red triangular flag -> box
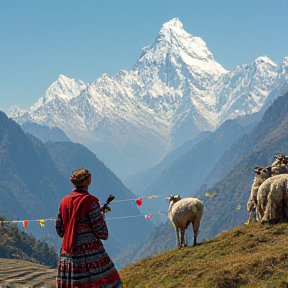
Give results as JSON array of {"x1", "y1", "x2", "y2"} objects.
[
  {"x1": 145, "y1": 214, "x2": 152, "y2": 221},
  {"x1": 135, "y1": 198, "x2": 142, "y2": 206}
]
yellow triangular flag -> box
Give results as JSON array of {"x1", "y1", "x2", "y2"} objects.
[
  {"x1": 146, "y1": 195, "x2": 159, "y2": 199},
  {"x1": 38, "y1": 219, "x2": 45, "y2": 227},
  {"x1": 205, "y1": 192, "x2": 217, "y2": 197}
]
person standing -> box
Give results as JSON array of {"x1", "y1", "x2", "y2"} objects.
[{"x1": 55, "y1": 168, "x2": 123, "y2": 288}]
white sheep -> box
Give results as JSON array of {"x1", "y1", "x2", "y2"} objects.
[
  {"x1": 246, "y1": 161, "x2": 288, "y2": 223},
  {"x1": 246, "y1": 166, "x2": 272, "y2": 222},
  {"x1": 167, "y1": 195, "x2": 203, "y2": 249},
  {"x1": 257, "y1": 174, "x2": 288, "y2": 223}
]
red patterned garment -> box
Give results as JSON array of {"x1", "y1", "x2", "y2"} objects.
[{"x1": 55, "y1": 189, "x2": 123, "y2": 288}]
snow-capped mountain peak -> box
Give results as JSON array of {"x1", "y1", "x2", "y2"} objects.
[
  {"x1": 253, "y1": 56, "x2": 277, "y2": 67},
  {"x1": 8, "y1": 18, "x2": 288, "y2": 179},
  {"x1": 158, "y1": 18, "x2": 215, "y2": 63},
  {"x1": 29, "y1": 74, "x2": 87, "y2": 112}
]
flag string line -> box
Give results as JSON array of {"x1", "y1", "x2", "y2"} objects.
[
  {"x1": 0, "y1": 195, "x2": 166, "y2": 224},
  {"x1": 0, "y1": 211, "x2": 168, "y2": 224},
  {"x1": 111, "y1": 195, "x2": 163, "y2": 203},
  {"x1": 106, "y1": 211, "x2": 167, "y2": 220}
]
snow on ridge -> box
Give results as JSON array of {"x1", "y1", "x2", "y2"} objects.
[
  {"x1": 162, "y1": 18, "x2": 184, "y2": 30},
  {"x1": 158, "y1": 18, "x2": 227, "y2": 74},
  {"x1": 43, "y1": 74, "x2": 87, "y2": 102},
  {"x1": 8, "y1": 106, "x2": 27, "y2": 118},
  {"x1": 8, "y1": 18, "x2": 288, "y2": 179},
  {"x1": 254, "y1": 56, "x2": 277, "y2": 67}
]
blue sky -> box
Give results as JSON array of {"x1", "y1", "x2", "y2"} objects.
[{"x1": 1, "y1": 0, "x2": 288, "y2": 112}]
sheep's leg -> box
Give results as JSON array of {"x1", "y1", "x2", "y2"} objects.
[
  {"x1": 176, "y1": 227, "x2": 181, "y2": 249},
  {"x1": 281, "y1": 199, "x2": 287, "y2": 220},
  {"x1": 270, "y1": 201, "x2": 280, "y2": 223},
  {"x1": 267, "y1": 195, "x2": 279, "y2": 223},
  {"x1": 261, "y1": 197, "x2": 272, "y2": 224},
  {"x1": 180, "y1": 229, "x2": 185, "y2": 249},
  {"x1": 192, "y1": 219, "x2": 200, "y2": 246},
  {"x1": 256, "y1": 202, "x2": 263, "y2": 221},
  {"x1": 248, "y1": 204, "x2": 257, "y2": 223},
  {"x1": 282, "y1": 194, "x2": 288, "y2": 221}
]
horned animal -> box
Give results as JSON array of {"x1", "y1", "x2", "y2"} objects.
[{"x1": 168, "y1": 195, "x2": 203, "y2": 249}]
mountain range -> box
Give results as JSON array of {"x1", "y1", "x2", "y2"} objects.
[
  {"x1": 2, "y1": 17, "x2": 288, "y2": 268},
  {"x1": 0, "y1": 110, "x2": 153, "y2": 268},
  {"x1": 8, "y1": 18, "x2": 288, "y2": 180}
]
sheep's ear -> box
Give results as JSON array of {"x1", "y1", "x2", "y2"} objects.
[{"x1": 253, "y1": 166, "x2": 263, "y2": 173}]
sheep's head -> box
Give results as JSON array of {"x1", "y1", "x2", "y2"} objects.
[
  {"x1": 253, "y1": 166, "x2": 272, "y2": 180},
  {"x1": 272, "y1": 155, "x2": 288, "y2": 166},
  {"x1": 167, "y1": 195, "x2": 181, "y2": 205}
]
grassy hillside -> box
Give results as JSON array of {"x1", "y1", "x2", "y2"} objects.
[{"x1": 119, "y1": 222, "x2": 288, "y2": 288}]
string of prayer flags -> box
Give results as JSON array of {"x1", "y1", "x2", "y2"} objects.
[
  {"x1": 38, "y1": 219, "x2": 45, "y2": 227},
  {"x1": 113, "y1": 195, "x2": 162, "y2": 203},
  {"x1": 0, "y1": 210, "x2": 169, "y2": 225},
  {"x1": 0, "y1": 195, "x2": 167, "y2": 226},
  {"x1": 205, "y1": 192, "x2": 217, "y2": 197},
  {"x1": 145, "y1": 214, "x2": 152, "y2": 221},
  {"x1": 135, "y1": 198, "x2": 143, "y2": 206},
  {"x1": 23, "y1": 220, "x2": 28, "y2": 229}
]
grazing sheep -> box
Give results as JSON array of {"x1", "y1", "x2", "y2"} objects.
[
  {"x1": 167, "y1": 195, "x2": 203, "y2": 249},
  {"x1": 257, "y1": 174, "x2": 288, "y2": 224}
]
